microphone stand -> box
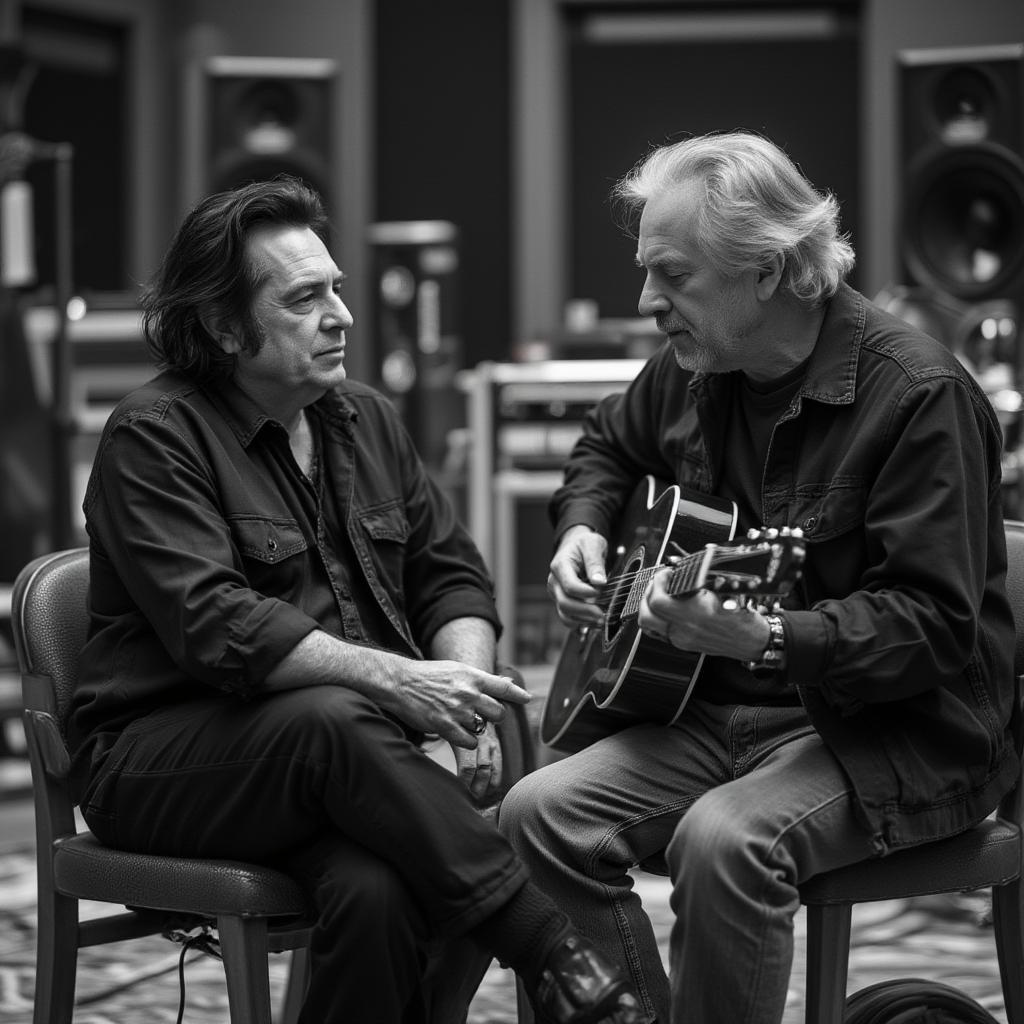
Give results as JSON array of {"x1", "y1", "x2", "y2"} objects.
[{"x1": 0, "y1": 131, "x2": 75, "y2": 549}]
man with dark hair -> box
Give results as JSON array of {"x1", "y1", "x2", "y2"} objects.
[
  {"x1": 501, "y1": 132, "x2": 1018, "y2": 1024},
  {"x1": 68, "y1": 176, "x2": 641, "y2": 1024}
]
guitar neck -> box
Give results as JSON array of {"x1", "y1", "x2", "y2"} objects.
[{"x1": 617, "y1": 547, "x2": 712, "y2": 616}]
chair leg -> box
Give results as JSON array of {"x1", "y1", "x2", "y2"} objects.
[
  {"x1": 33, "y1": 886, "x2": 80, "y2": 1024},
  {"x1": 803, "y1": 903, "x2": 852, "y2": 1024},
  {"x1": 217, "y1": 914, "x2": 274, "y2": 1024},
  {"x1": 278, "y1": 946, "x2": 311, "y2": 1024},
  {"x1": 516, "y1": 975, "x2": 536, "y2": 1023},
  {"x1": 992, "y1": 878, "x2": 1024, "y2": 1024}
]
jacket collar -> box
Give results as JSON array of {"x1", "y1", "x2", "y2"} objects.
[
  {"x1": 208, "y1": 379, "x2": 359, "y2": 449},
  {"x1": 796, "y1": 281, "x2": 866, "y2": 407},
  {"x1": 689, "y1": 282, "x2": 866, "y2": 408}
]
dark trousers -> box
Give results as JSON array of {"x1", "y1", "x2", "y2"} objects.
[{"x1": 80, "y1": 686, "x2": 526, "y2": 1023}]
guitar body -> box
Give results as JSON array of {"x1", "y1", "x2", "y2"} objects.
[{"x1": 541, "y1": 477, "x2": 738, "y2": 753}]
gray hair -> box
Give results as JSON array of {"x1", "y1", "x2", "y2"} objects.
[{"x1": 615, "y1": 131, "x2": 855, "y2": 305}]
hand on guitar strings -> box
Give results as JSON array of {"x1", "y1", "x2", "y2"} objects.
[
  {"x1": 547, "y1": 524, "x2": 609, "y2": 627},
  {"x1": 640, "y1": 567, "x2": 772, "y2": 662}
]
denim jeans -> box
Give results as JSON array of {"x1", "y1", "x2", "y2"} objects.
[{"x1": 499, "y1": 701, "x2": 881, "y2": 1024}]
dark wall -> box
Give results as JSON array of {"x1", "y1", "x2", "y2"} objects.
[
  {"x1": 373, "y1": 0, "x2": 511, "y2": 368},
  {"x1": 567, "y1": 13, "x2": 862, "y2": 320},
  {"x1": 21, "y1": 5, "x2": 130, "y2": 295}
]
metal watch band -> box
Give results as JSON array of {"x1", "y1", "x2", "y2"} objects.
[{"x1": 746, "y1": 613, "x2": 785, "y2": 671}]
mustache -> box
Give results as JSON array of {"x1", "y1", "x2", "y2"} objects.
[{"x1": 656, "y1": 317, "x2": 687, "y2": 334}]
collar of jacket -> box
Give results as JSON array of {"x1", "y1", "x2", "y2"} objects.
[
  {"x1": 685, "y1": 281, "x2": 867, "y2": 409},
  {"x1": 205, "y1": 378, "x2": 360, "y2": 449}
]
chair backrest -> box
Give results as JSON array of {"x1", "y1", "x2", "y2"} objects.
[
  {"x1": 996, "y1": 520, "x2": 1024, "y2": 826},
  {"x1": 1004, "y1": 520, "x2": 1024, "y2": 678},
  {"x1": 11, "y1": 548, "x2": 91, "y2": 849},
  {"x1": 12, "y1": 548, "x2": 90, "y2": 727}
]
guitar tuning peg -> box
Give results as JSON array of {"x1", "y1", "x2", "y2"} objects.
[
  {"x1": 791, "y1": 528, "x2": 804, "y2": 538},
  {"x1": 746, "y1": 527, "x2": 763, "y2": 540},
  {"x1": 763, "y1": 527, "x2": 779, "y2": 539}
]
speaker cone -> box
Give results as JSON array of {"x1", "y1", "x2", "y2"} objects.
[{"x1": 903, "y1": 143, "x2": 1024, "y2": 301}]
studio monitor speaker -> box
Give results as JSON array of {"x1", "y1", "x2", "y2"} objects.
[
  {"x1": 368, "y1": 221, "x2": 462, "y2": 470},
  {"x1": 899, "y1": 43, "x2": 1024, "y2": 305},
  {"x1": 196, "y1": 56, "x2": 336, "y2": 214}
]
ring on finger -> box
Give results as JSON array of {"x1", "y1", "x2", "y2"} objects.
[{"x1": 472, "y1": 712, "x2": 487, "y2": 735}]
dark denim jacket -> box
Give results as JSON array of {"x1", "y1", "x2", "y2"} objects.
[
  {"x1": 552, "y1": 284, "x2": 1019, "y2": 853},
  {"x1": 68, "y1": 372, "x2": 499, "y2": 787}
]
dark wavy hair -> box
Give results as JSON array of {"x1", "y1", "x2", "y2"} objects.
[{"x1": 142, "y1": 176, "x2": 330, "y2": 383}]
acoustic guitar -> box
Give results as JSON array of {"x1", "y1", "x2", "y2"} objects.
[{"x1": 540, "y1": 476, "x2": 805, "y2": 753}]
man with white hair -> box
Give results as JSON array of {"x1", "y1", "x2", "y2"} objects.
[{"x1": 501, "y1": 131, "x2": 1018, "y2": 1024}]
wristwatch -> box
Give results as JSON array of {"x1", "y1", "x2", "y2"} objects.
[{"x1": 746, "y1": 613, "x2": 786, "y2": 672}]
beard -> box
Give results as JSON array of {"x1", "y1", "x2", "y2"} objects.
[
  {"x1": 661, "y1": 298, "x2": 757, "y2": 375},
  {"x1": 670, "y1": 333, "x2": 719, "y2": 373}
]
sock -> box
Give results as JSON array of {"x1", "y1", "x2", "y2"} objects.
[{"x1": 470, "y1": 879, "x2": 572, "y2": 988}]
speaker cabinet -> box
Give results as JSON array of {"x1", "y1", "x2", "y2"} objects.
[
  {"x1": 368, "y1": 221, "x2": 462, "y2": 470},
  {"x1": 899, "y1": 43, "x2": 1024, "y2": 305},
  {"x1": 199, "y1": 56, "x2": 336, "y2": 212}
]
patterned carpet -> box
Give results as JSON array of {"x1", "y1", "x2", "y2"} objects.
[
  {"x1": 0, "y1": 660, "x2": 1011, "y2": 1022},
  {"x1": 0, "y1": 830, "x2": 1008, "y2": 1024}
]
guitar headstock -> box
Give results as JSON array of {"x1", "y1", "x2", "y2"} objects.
[
  {"x1": 669, "y1": 527, "x2": 805, "y2": 601},
  {"x1": 735, "y1": 526, "x2": 805, "y2": 596}
]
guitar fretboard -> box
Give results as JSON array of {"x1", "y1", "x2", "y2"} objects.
[{"x1": 620, "y1": 549, "x2": 708, "y2": 617}]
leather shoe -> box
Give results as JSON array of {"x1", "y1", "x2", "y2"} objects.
[{"x1": 532, "y1": 930, "x2": 644, "y2": 1024}]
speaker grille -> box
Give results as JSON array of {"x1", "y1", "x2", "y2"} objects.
[
  {"x1": 899, "y1": 43, "x2": 1024, "y2": 304},
  {"x1": 903, "y1": 143, "x2": 1024, "y2": 300},
  {"x1": 201, "y1": 57, "x2": 336, "y2": 211}
]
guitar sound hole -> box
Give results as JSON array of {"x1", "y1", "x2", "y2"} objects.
[{"x1": 603, "y1": 553, "x2": 642, "y2": 647}]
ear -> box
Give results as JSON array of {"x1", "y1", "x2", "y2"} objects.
[
  {"x1": 199, "y1": 308, "x2": 243, "y2": 355},
  {"x1": 754, "y1": 252, "x2": 784, "y2": 301}
]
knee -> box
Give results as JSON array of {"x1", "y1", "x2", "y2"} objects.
[
  {"x1": 666, "y1": 789, "x2": 757, "y2": 882},
  {"x1": 498, "y1": 764, "x2": 567, "y2": 856}
]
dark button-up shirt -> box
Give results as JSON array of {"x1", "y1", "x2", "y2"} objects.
[
  {"x1": 68, "y1": 371, "x2": 500, "y2": 788},
  {"x1": 551, "y1": 283, "x2": 1019, "y2": 853}
]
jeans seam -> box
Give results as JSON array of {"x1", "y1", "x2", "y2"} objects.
[
  {"x1": 586, "y1": 799, "x2": 694, "y2": 1021},
  {"x1": 740, "y1": 787, "x2": 854, "y2": 1024}
]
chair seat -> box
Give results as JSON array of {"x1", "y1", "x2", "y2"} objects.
[
  {"x1": 53, "y1": 832, "x2": 311, "y2": 919},
  {"x1": 800, "y1": 817, "x2": 1021, "y2": 905}
]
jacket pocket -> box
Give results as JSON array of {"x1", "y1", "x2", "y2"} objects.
[
  {"x1": 358, "y1": 500, "x2": 411, "y2": 544},
  {"x1": 789, "y1": 482, "x2": 867, "y2": 543},
  {"x1": 356, "y1": 499, "x2": 410, "y2": 606},
  {"x1": 230, "y1": 515, "x2": 308, "y2": 564}
]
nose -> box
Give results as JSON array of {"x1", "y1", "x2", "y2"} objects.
[
  {"x1": 325, "y1": 292, "x2": 354, "y2": 330},
  {"x1": 637, "y1": 273, "x2": 668, "y2": 318}
]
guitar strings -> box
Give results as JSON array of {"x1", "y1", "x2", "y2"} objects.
[
  {"x1": 593, "y1": 569, "x2": 769, "y2": 609},
  {"x1": 598, "y1": 549, "x2": 767, "y2": 591}
]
